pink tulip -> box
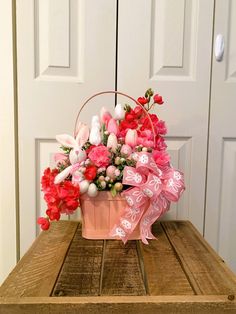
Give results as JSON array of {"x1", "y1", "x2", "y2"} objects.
[
  {"x1": 100, "y1": 107, "x2": 112, "y2": 125},
  {"x1": 125, "y1": 129, "x2": 138, "y2": 147},
  {"x1": 76, "y1": 124, "x2": 90, "y2": 146},
  {"x1": 107, "y1": 118, "x2": 119, "y2": 135},
  {"x1": 54, "y1": 153, "x2": 68, "y2": 165}
]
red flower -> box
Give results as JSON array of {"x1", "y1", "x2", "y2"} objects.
[
  {"x1": 140, "y1": 114, "x2": 159, "y2": 132},
  {"x1": 41, "y1": 168, "x2": 59, "y2": 191},
  {"x1": 39, "y1": 168, "x2": 80, "y2": 230},
  {"x1": 134, "y1": 106, "x2": 144, "y2": 119},
  {"x1": 153, "y1": 94, "x2": 164, "y2": 105},
  {"x1": 125, "y1": 113, "x2": 134, "y2": 121},
  {"x1": 120, "y1": 119, "x2": 138, "y2": 131},
  {"x1": 46, "y1": 206, "x2": 61, "y2": 221},
  {"x1": 48, "y1": 210, "x2": 61, "y2": 221},
  {"x1": 137, "y1": 97, "x2": 149, "y2": 105},
  {"x1": 84, "y1": 165, "x2": 97, "y2": 181},
  {"x1": 64, "y1": 199, "x2": 79, "y2": 211},
  {"x1": 125, "y1": 109, "x2": 136, "y2": 121},
  {"x1": 37, "y1": 217, "x2": 50, "y2": 230}
]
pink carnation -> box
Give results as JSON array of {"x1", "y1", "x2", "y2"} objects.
[
  {"x1": 153, "y1": 150, "x2": 170, "y2": 166},
  {"x1": 156, "y1": 120, "x2": 167, "y2": 135},
  {"x1": 155, "y1": 136, "x2": 167, "y2": 151},
  {"x1": 88, "y1": 145, "x2": 111, "y2": 167},
  {"x1": 137, "y1": 130, "x2": 154, "y2": 148}
]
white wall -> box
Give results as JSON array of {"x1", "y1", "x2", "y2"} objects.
[{"x1": 0, "y1": 0, "x2": 18, "y2": 284}]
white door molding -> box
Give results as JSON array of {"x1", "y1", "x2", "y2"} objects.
[
  {"x1": 0, "y1": 0, "x2": 18, "y2": 284},
  {"x1": 205, "y1": 0, "x2": 236, "y2": 272}
]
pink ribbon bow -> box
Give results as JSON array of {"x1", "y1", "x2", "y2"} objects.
[{"x1": 109, "y1": 152, "x2": 185, "y2": 244}]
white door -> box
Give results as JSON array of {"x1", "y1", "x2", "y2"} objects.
[
  {"x1": 205, "y1": 0, "x2": 236, "y2": 272},
  {"x1": 17, "y1": 0, "x2": 117, "y2": 255},
  {"x1": 117, "y1": 0, "x2": 214, "y2": 232}
]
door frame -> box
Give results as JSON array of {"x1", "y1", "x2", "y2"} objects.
[{"x1": 0, "y1": 0, "x2": 19, "y2": 284}]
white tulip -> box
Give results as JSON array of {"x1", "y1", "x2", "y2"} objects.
[
  {"x1": 89, "y1": 127, "x2": 101, "y2": 145},
  {"x1": 114, "y1": 103, "x2": 125, "y2": 120},
  {"x1": 91, "y1": 115, "x2": 100, "y2": 129},
  {"x1": 89, "y1": 115, "x2": 101, "y2": 145},
  {"x1": 107, "y1": 133, "x2": 118, "y2": 152}
]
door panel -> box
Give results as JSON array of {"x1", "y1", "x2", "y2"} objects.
[
  {"x1": 205, "y1": 0, "x2": 236, "y2": 272},
  {"x1": 17, "y1": 0, "x2": 116, "y2": 255},
  {"x1": 117, "y1": 0, "x2": 214, "y2": 231}
]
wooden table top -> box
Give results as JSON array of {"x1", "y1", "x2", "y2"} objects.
[{"x1": 1, "y1": 220, "x2": 236, "y2": 313}]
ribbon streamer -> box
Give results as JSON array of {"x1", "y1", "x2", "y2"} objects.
[{"x1": 109, "y1": 152, "x2": 185, "y2": 244}]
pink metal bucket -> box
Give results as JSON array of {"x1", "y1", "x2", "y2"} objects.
[
  {"x1": 76, "y1": 91, "x2": 155, "y2": 241},
  {"x1": 80, "y1": 191, "x2": 141, "y2": 240}
]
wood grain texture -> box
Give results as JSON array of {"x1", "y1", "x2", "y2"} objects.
[
  {"x1": 52, "y1": 225, "x2": 103, "y2": 296},
  {"x1": 161, "y1": 221, "x2": 236, "y2": 296},
  {"x1": 0, "y1": 296, "x2": 236, "y2": 314},
  {"x1": 101, "y1": 240, "x2": 146, "y2": 295},
  {"x1": 140, "y1": 222, "x2": 194, "y2": 295},
  {"x1": 0, "y1": 221, "x2": 78, "y2": 297},
  {"x1": 1, "y1": 220, "x2": 236, "y2": 314}
]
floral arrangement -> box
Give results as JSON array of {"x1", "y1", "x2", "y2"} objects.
[{"x1": 38, "y1": 89, "x2": 185, "y2": 244}]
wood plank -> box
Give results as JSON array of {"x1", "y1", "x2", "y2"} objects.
[
  {"x1": 139, "y1": 222, "x2": 194, "y2": 295},
  {"x1": 0, "y1": 295, "x2": 236, "y2": 314},
  {"x1": 0, "y1": 221, "x2": 78, "y2": 297},
  {"x1": 161, "y1": 221, "x2": 236, "y2": 295},
  {"x1": 52, "y1": 226, "x2": 103, "y2": 296},
  {"x1": 101, "y1": 240, "x2": 146, "y2": 295}
]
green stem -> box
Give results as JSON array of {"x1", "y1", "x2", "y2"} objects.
[{"x1": 149, "y1": 102, "x2": 155, "y2": 111}]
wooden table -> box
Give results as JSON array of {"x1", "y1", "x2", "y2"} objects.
[{"x1": 1, "y1": 221, "x2": 236, "y2": 313}]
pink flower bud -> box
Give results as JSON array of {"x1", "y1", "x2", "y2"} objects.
[
  {"x1": 98, "y1": 167, "x2": 106, "y2": 173},
  {"x1": 121, "y1": 144, "x2": 132, "y2": 156},
  {"x1": 100, "y1": 181, "x2": 106, "y2": 189},
  {"x1": 125, "y1": 129, "x2": 138, "y2": 147},
  {"x1": 114, "y1": 169, "x2": 120, "y2": 177},
  {"x1": 107, "y1": 118, "x2": 119, "y2": 135},
  {"x1": 106, "y1": 165, "x2": 117, "y2": 180}
]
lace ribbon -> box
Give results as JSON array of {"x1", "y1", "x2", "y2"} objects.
[{"x1": 109, "y1": 152, "x2": 185, "y2": 244}]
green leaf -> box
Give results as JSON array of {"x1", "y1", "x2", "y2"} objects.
[
  {"x1": 111, "y1": 186, "x2": 117, "y2": 197},
  {"x1": 60, "y1": 146, "x2": 71, "y2": 154},
  {"x1": 124, "y1": 104, "x2": 131, "y2": 112}
]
